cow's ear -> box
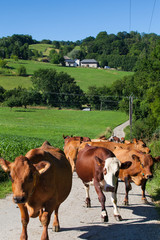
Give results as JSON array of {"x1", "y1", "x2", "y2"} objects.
[
  {"x1": 0, "y1": 158, "x2": 11, "y2": 172},
  {"x1": 120, "y1": 161, "x2": 132, "y2": 169},
  {"x1": 154, "y1": 156, "x2": 160, "y2": 163},
  {"x1": 132, "y1": 154, "x2": 140, "y2": 162},
  {"x1": 95, "y1": 156, "x2": 104, "y2": 167},
  {"x1": 133, "y1": 138, "x2": 137, "y2": 144},
  {"x1": 34, "y1": 161, "x2": 51, "y2": 174}
]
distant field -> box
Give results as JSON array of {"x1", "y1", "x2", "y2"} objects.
[
  {"x1": 0, "y1": 59, "x2": 133, "y2": 92},
  {"x1": 0, "y1": 107, "x2": 128, "y2": 150},
  {"x1": 29, "y1": 44, "x2": 54, "y2": 56}
]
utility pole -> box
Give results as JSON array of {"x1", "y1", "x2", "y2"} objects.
[
  {"x1": 129, "y1": 95, "x2": 133, "y2": 140},
  {"x1": 100, "y1": 101, "x2": 102, "y2": 111}
]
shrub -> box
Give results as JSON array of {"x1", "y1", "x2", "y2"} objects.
[
  {"x1": 0, "y1": 59, "x2": 7, "y2": 68},
  {"x1": 17, "y1": 65, "x2": 27, "y2": 76}
]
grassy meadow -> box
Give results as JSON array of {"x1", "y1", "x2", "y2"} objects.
[
  {"x1": 0, "y1": 107, "x2": 128, "y2": 150},
  {"x1": 0, "y1": 59, "x2": 133, "y2": 91},
  {"x1": 29, "y1": 43, "x2": 54, "y2": 56}
]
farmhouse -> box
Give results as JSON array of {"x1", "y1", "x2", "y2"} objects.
[
  {"x1": 81, "y1": 59, "x2": 98, "y2": 68},
  {"x1": 64, "y1": 57, "x2": 98, "y2": 68},
  {"x1": 65, "y1": 59, "x2": 77, "y2": 67}
]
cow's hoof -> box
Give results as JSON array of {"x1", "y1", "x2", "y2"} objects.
[
  {"x1": 101, "y1": 211, "x2": 108, "y2": 222},
  {"x1": 142, "y1": 198, "x2": 148, "y2": 204},
  {"x1": 123, "y1": 201, "x2": 129, "y2": 206},
  {"x1": 101, "y1": 215, "x2": 108, "y2": 222},
  {"x1": 53, "y1": 225, "x2": 60, "y2": 232},
  {"x1": 85, "y1": 198, "x2": 91, "y2": 208},
  {"x1": 114, "y1": 215, "x2": 123, "y2": 221}
]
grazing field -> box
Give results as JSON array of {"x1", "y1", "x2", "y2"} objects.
[
  {"x1": 29, "y1": 43, "x2": 54, "y2": 56},
  {"x1": 0, "y1": 107, "x2": 128, "y2": 150},
  {"x1": 0, "y1": 59, "x2": 133, "y2": 91}
]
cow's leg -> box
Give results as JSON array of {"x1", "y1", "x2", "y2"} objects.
[
  {"x1": 124, "y1": 177, "x2": 132, "y2": 205},
  {"x1": 111, "y1": 180, "x2": 122, "y2": 221},
  {"x1": 39, "y1": 211, "x2": 51, "y2": 240},
  {"x1": 84, "y1": 183, "x2": 91, "y2": 207},
  {"x1": 18, "y1": 204, "x2": 29, "y2": 240},
  {"x1": 94, "y1": 181, "x2": 108, "y2": 222},
  {"x1": 141, "y1": 179, "x2": 148, "y2": 203},
  {"x1": 53, "y1": 205, "x2": 60, "y2": 232}
]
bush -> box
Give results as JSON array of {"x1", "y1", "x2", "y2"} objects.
[
  {"x1": 0, "y1": 59, "x2": 7, "y2": 68},
  {"x1": 5, "y1": 96, "x2": 22, "y2": 108},
  {"x1": 17, "y1": 65, "x2": 27, "y2": 76}
]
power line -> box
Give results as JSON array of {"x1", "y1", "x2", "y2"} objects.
[{"x1": 148, "y1": 0, "x2": 157, "y2": 33}]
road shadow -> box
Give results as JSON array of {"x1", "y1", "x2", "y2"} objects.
[{"x1": 59, "y1": 203, "x2": 160, "y2": 239}]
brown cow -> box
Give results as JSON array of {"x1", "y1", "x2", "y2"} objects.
[
  {"x1": 63, "y1": 135, "x2": 91, "y2": 146},
  {"x1": 76, "y1": 145, "x2": 131, "y2": 222},
  {"x1": 113, "y1": 147, "x2": 154, "y2": 205},
  {"x1": 109, "y1": 136, "x2": 121, "y2": 143},
  {"x1": 79, "y1": 139, "x2": 150, "y2": 154},
  {"x1": 0, "y1": 141, "x2": 72, "y2": 240},
  {"x1": 64, "y1": 139, "x2": 82, "y2": 172},
  {"x1": 64, "y1": 138, "x2": 150, "y2": 173}
]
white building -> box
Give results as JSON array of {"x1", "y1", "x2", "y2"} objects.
[{"x1": 80, "y1": 59, "x2": 98, "y2": 68}]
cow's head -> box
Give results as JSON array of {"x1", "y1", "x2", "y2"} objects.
[
  {"x1": 95, "y1": 156, "x2": 132, "y2": 192},
  {"x1": 133, "y1": 139, "x2": 150, "y2": 154},
  {"x1": 0, "y1": 156, "x2": 51, "y2": 204},
  {"x1": 132, "y1": 153, "x2": 153, "y2": 179}
]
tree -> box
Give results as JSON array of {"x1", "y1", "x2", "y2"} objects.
[
  {"x1": 0, "y1": 86, "x2": 5, "y2": 102},
  {"x1": 17, "y1": 65, "x2": 27, "y2": 76},
  {"x1": 32, "y1": 68, "x2": 86, "y2": 108},
  {"x1": 6, "y1": 96, "x2": 22, "y2": 109},
  {"x1": 0, "y1": 59, "x2": 7, "y2": 68}
]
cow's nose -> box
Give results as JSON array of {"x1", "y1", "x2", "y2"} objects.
[
  {"x1": 146, "y1": 174, "x2": 153, "y2": 179},
  {"x1": 13, "y1": 196, "x2": 26, "y2": 204},
  {"x1": 115, "y1": 170, "x2": 119, "y2": 178}
]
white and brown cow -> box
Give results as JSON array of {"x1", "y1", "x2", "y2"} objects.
[{"x1": 76, "y1": 144, "x2": 131, "y2": 222}]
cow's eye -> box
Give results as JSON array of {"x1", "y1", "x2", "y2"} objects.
[
  {"x1": 28, "y1": 173, "x2": 33, "y2": 182},
  {"x1": 9, "y1": 173, "x2": 14, "y2": 183}
]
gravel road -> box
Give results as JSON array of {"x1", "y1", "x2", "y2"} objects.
[{"x1": 0, "y1": 121, "x2": 159, "y2": 240}]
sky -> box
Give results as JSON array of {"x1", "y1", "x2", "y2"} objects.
[{"x1": 1, "y1": 0, "x2": 160, "y2": 42}]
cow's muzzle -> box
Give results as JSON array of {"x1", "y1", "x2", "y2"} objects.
[
  {"x1": 13, "y1": 196, "x2": 26, "y2": 204},
  {"x1": 146, "y1": 174, "x2": 153, "y2": 180}
]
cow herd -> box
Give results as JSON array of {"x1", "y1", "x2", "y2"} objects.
[{"x1": 0, "y1": 135, "x2": 159, "y2": 240}]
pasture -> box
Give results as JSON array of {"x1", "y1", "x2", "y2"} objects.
[
  {"x1": 0, "y1": 59, "x2": 133, "y2": 91},
  {"x1": 0, "y1": 107, "x2": 128, "y2": 150}
]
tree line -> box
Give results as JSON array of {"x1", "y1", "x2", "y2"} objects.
[{"x1": 1, "y1": 32, "x2": 160, "y2": 71}]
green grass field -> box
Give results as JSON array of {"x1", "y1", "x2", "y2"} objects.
[
  {"x1": 29, "y1": 44, "x2": 54, "y2": 56},
  {"x1": 0, "y1": 59, "x2": 133, "y2": 92},
  {"x1": 0, "y1": 107, "x2": 128, "y2": 149}
]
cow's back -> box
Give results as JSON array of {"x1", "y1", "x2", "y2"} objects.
[{"x1": 26, "y1": 143, "x2": 72, "y2": 205}]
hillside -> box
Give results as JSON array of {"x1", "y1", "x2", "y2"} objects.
[{"x1": 0, "y1": 59, "x2": 133, "y2": 92}]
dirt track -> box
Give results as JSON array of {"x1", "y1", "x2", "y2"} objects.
[{"x1": 0, "y1": 121, "x2": 159, "y2": 239}]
